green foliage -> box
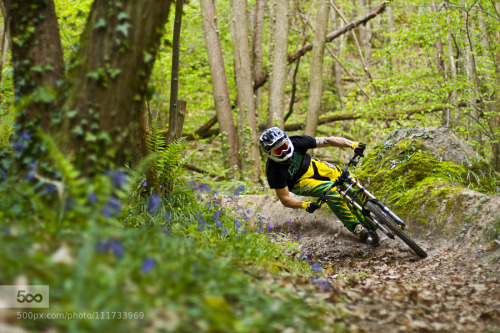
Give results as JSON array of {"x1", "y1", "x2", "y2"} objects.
[{"x1": 0, "y1": 127, "x2": 344, "y2": 332}]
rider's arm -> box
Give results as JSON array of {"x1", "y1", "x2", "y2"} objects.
[
  {"x1": 315, "y1": 136, "x2": 355, "y2": 148},
  {"x1": 275, "y1": 187, "x2": 305, "y2": 209}
]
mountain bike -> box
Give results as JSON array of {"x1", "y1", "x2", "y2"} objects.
[{"x1": 316, "y1": 152, "x2": 428, "y2": 258}]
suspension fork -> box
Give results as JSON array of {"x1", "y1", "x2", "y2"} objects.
[{"x1": 340, "y1": 176, "x2": 394, "y2": 237}]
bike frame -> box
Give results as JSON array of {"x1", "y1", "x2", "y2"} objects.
[{"x1": 316, "y1": 153, "x2": 406, "y2": 240}]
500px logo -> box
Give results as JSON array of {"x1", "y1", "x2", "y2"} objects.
[
  {"x1": 17, "y1": 290, "x2": 44, "y2": 303},
  {"x1": 0, "y1": 285, "x2": 49, "y2": 308}
]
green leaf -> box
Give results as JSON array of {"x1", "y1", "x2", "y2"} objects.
[
  {"x1": 67, "y1": 110, "x2": 78, "y2": 119},
  {"x1": 72, "y1": 125, "x2": 84, "y2": 136},
  {"x1": 117, "y1": 12, "x2": 129, "y2": 21},
  {"x1": 143, "y1": 52, "x2": 153, "y2": 63},
  {"x1": 85, "y1": 132, "x2": 97, "y2": 142},
  {"x1": 93, "y1": 18, "x2": 106, "y2": 29},
  {"x1": 116, "y1": 22, "x2": 131, "y2": 37},
  {"x1": 87, "y1": 71, "x2": 99, "y2": 80}
]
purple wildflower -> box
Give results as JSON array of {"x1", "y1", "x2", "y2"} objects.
[
  {"x1": 21, "y1": 131, "x2": 31, "y2": 141},
  {"x1": 234, "y1": 219, "x2": 242, "y2": 229},
  {"x1": 142, "y1": 181, "x2": 147, "y2": 187},
  {"x1": 222, "y1": 228, "x2": 229, "y2": 234},
  {"x1": 88, "y1": 192, "x2": 98, "y2": 204},
  {"x1": 197, "y1": 183, "x2": 210, "y2": 192},
  {"x1": 111, "y1": 171, "x2": 128, "y2": 189},
  {"x1": 102, "y1": 197, "x2": 122, "y2": 217},
  {"x1": 109, "y1": 239, "x2": 124, "y2": 259},
  {"x1": 311, "y1": 277, "x2": 331, "y2": 292},
  {"x1": 141, "y1": 257, "x2": 155, "y2": 274},
  {"x1": 147, "y1": 194, "x2": 161, "y2": 214},
  {"x1": 311, "y1": 263, "x2": 322, "y2": 273},
  {"x1": 234, "y1": 185, "x2": 245, "y2": 196},
  {"x1": 46, "y1": 184, "x2": 57, "y2": 194},
  {"x1": 297, "y1": 233, "x2": 302, "y2": 241},
  {"x1": 165, "y1": 211, "x2": 172, "y2": 221}
]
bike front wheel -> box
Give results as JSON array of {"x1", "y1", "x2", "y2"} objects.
[{"x1": 365, "y1": 202, "x2": 428, "y2": 258}]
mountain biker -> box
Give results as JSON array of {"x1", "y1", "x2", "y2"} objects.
[{"x1": 259, "y1": 127, "x2": 372, "y2": 244}]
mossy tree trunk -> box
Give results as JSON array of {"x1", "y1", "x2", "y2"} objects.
[
  {"x1": 60, "y1": 0, "x2": 172, "y2": 174},
  {"x1": 2, "y1": 0, "x2": 64, "y2": 132}
]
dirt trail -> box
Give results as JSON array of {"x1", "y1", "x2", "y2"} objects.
[
  {"x1": 281, "y1": 218, "x2": 500, "y2": 333},
  {"x1": 225, "y1": 194, "x2": 500, "y2": 332}
]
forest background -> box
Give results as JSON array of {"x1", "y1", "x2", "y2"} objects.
[{"x1": 0, "y1": 0, "x2": 499, "y2": 332}]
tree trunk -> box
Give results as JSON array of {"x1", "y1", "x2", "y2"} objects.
[
  {"x1": 60, "y1": 0, "x2": 172, "y2": 174},
  {"x1": 332, "y1": 9, "x2": 345, "y2": 108},
  {"x1": 304, "y1": 0, "x2": 329, "y2": 137},
  {"x1": 3, "y1": 0, "x2": 64, "y2": 132},
  {"x1": 200, "y1": 0, "x2": 239, "y2": 171},
  {"x1": 231, "y1": 0, "x2": 260, "y2": 180},
  {"x1": 167, "y1": 0, "x2": 184, "y2": 145},
  {"x1": 251, "y1": 0, "x2": 265, "y2": 110},
  {"x1": 267, "y1": 0, "x2": 289, "y2": 129},
  {"x1": 464, "y1": 10, "x2": 482, "y2": 152},
  {"x1": 492, "y1": 3, "x2": 500, "y2": 171}
]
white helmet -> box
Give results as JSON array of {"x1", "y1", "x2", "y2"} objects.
[{"x1": 259, "y1": 127, "x2": 294, "y2": 162}]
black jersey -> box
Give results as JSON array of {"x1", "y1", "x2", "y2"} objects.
[{"x1": 265, "y1": 135, "x2": 316, "y2": 190}]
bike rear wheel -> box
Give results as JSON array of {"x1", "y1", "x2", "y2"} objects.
[{"x1": 365, "y1": 202, "x2": 428, "y2": 258}]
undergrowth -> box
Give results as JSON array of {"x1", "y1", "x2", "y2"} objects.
[{"x1": 0, "y1": 138, "x2": 346, "y2": 333}]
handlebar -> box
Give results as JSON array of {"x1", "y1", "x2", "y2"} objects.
[{"x1": 316, "y1": 152, "x2": 363, "y2": 207}]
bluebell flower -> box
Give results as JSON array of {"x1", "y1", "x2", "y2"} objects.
[
  {"x1": 111, "y1": 171, "x2": 128, "y2": 189},
  {"x1": 197, "y1": 183, "x2": 210, "y2": 192},
  {"x1": 311, "y1": 277, "x2": 331, "y2": 292},
  {"x1": 142, "y1": 181, "x2": 147, "y2": 187},
  {"x1": 88, "y1": 192, "x2": 98, "y2": 204},
  {"x1": 109, "y1": 239, "x2": 124, "y2": 259},
  {"x1": 21, "y1": 131, "x2": 31, "y2": 141},
  {"x1": 234, "y1": 185, "x2": 245, "y2": 196},
  {"x1": 234, "y1": 219, "x2": 242, "y2": 229},
  {"x1": 102, "y1": 197, "x2": 122, "y2": 217},
  {"x1": 311, "y1": 263, "x2": 322, "y2": 273},
  {"x1": 297, "y1": 233, "x2": 302, "y2": 241},
  {"x1": 28, "y1": 162, "x2": 37, "y2": 170},
  {"x1": 222, "y1": 228, "x2": 229, "y2": 234},
  {"x1": 46, "y1": 184, "x2": 57, "y2": 194},
  {"x1": 96, "y1": 240, "x2": 110, "y2": 253},
  {"x1": 147, "y1": 194, "x2": 161, "y2": 214},
  {"x1": 165, "y1": 211, "x2": 172, "y2": 221},
  {"x1": 141, "y1": 258, "x2": 155, "y2": 274},
  {"x1": 13, "y1": 139, "x2": 25, "y2": 153},
  {"x1": 216, "y1": 220, "x2": 223, "y2": 228}
]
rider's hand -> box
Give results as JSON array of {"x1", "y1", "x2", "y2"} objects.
[
  {"x1": 302, "y1": 201, "x2": 320, "y2": 213},
  {"x1": 351, "y1": 142, "x2": 366, "y2": 157}
]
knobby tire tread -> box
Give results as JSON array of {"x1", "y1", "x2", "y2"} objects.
[{"x1": 365, "y1": 202, "x2": 428, "y2": 258}]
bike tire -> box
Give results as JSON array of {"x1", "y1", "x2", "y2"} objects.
[{"x1": 365, "y1": 202, "x2": 428, "y2": 258}]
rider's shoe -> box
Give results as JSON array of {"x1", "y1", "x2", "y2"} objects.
[{"x1": 353, "y1": 224, "x2": 373, "y2": 245}]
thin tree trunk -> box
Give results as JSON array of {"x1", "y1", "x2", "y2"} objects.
[
  {"x1": 267, "y1": 0, "x2": 289, "y2": 129},
  {"x1": 304, "y1": 0, "x2": 329, "y2": 137},
  {"x1": 232, "y1": 0, "x2": 260, "y2": 180},
  {"x1": 200, "y1": 0, "x2": 239, "y2": 171},
  {"x1": 432, "y1": 1, "x2": 447, "y2": 125},
  {"x1": 464, "y1": 10, "x2": 483, "y2": 152},
  {"x1": 492, "y1": 3, "x2": 500, "y2": 171},
  {"x1": 251, "y1": 0, "x2": 265, "y2": 116},
  {"x1": 167, "y1": 0, "x2": 184, "y2": 144}
]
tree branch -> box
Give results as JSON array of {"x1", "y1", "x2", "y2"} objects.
[{"x1": 287, "y1": 2, "x2": 387, "y2": 64}]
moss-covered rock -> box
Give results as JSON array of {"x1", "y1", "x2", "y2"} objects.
[{"x1": 356, "y1": 127, "x2": 500, "y2": 240}]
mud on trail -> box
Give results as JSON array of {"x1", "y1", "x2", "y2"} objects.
[
  {"x1": 227, "y1": 194, "x2": 500, "y2": 333},
  {"x1": 280, "y1": 217, "x2": 500, "y2": 333}
]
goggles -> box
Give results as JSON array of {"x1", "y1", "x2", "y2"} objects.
[{"x1": 272, "y1": 141, "x2": 291, "y2": 158}]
